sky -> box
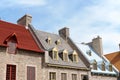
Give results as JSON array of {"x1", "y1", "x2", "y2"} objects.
[{"x1": 0, "y1": 0, "x2": 120, "y2": 54}]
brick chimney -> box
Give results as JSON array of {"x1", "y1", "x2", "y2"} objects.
[
  {"x1": 59, "y1": 27, "x2": 69, "y2": 41},
  {"x1": 90, "y1": 36, "x2": 103, "y2": 57},
  {"x1": 17, "y1": 14, "x2": 32, "y2": 28}
]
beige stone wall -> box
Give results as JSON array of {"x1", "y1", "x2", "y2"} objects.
[
  {"x1": 0, "y1": 47, "x2": 43, "y2": 80},
  {"x1": 42, "y1": 66, "x2": 89, "y2": 80}
]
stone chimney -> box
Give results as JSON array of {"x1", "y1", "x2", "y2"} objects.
[
  {"x1": 91, "y1": 36, "x2": 103, "y2": 57},
  {"x1": 59, "y1": 27, "x2": 69, "y2": 41},
  {"x1": 17, "y1": 14, "x2": 32, "y2": 27}
]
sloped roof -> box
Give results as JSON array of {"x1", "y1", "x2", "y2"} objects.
[
  {"x1": 32, "y1": 28, "x2": 87, "y2": 69},
  {"x1": 105, "y1": 51, "x2": 120, "y2": 71},
  {"x1": 76, "y1": 43, "x2": 116, "y2": 75},
  {"x1": 0, "y1": 20, "x2": 43, "y2": 53}
]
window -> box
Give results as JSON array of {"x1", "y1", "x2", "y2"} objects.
[
  {"x1": 93, "y1": 59, "x2": 97, "y2": 70},
  {"x1": 109, "y1": 64, "x2": 113, "y2": 71},
  {"x1": 52, "y1": 47, "x2": 58, "y2": 60},
  {"x1": 101, "y1": 61, "x2": 105, "y2": 71},
  {"x1": 6, "y1": 64, "x2": 16, "y2": 80},
  {"x1": 86, "y1": 50, "x2": 91, "y2": 56},
  {"x1": 56, "y1": 39, "x2": 61, "y2": 45},
  {"x1": 7, "y1": 41, "x2": 17, "y2": 54},
  {"x1": 81, "y1": 75, "x2": 88, "y2": 80},
  {"x1": 73, "y1": 54, "x2": 78, "y2": 62},
  {"x1": 50, "y1": 72, "x2": 56, "y2": 80},
  {"x1": 72, "y1": 74, "x2": 77, "y2": 80},
  {"x1": 46, "y1": 37, "x2": 51, "y2": 44},
  {"x1": 27, "y1": 66, "x2": 35, "y2": 80},
  {"x1": 63, "y1": 50, "x2": 68, "y2": 61},
  {"x1": 61, "y1": 73, "x2": 67, "y2": 80}
]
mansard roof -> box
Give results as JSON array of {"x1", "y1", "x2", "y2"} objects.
[
  {"x1": 76, "y1": 43, "x2": 117, "y2": 75},
  {"x1": 0, "y1": 20, "x2": 43, "y2": 53},
  {"x1": 30, "y1": 25, "x2": 87, "y2": 69},
  {"x1": 105, "y1": 51, "x2": 120, "y2": 71}
]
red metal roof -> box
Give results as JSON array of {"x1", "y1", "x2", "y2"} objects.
[{"x1": 0, "y1": 20, "x2": 44, "y2": 53}]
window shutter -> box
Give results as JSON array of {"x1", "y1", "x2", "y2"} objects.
[
  {"x1": 6, "y1": 65, "x2": 16, "y2": 80},
  {"x1": 27, "y1": 66, "x2": 35, "y2": 80}
]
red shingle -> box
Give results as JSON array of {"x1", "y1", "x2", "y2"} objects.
[{"x1": 0, "y1": 20, "x2": 43, "y2": 53}]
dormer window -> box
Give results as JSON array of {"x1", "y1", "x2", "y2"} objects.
[
  {"x1": 109, "y1": 64, "x2": 113, "y2": 72},
  {"x1": 4, "y1": 33, "x2": 18, "y2": 54},
  {"x1": 101, "y1": 61, "x2": 105, "y2": 71},
  {"x1": 92, "y1": 59, "x2": 97, "y2": 70},
  {"x1": 63, "y1": 49, "x2": 68, "y2": 61},
  {"x1": 86, "y1": 50, "x2": 91, "y2": 56},
  {"x1": 46, "y1": 37, "x2": 51, "y2": 44},
  {"x1": 72, "y1": 50, "x2": 78, "y2": 62},
  {"x1": 52, "y1": 47, "x2": 58, "y2": 60},
  {"x1": 7, "y1": 40, "x2": 17, "y2": 54},
  {"x1": 56, "y1": 39, "x2": 61, "y2": 45}
]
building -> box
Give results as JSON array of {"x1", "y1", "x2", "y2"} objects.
[
  {"x1": 75, "y1": 36, "x2": 117, "y2": 80},
  {"x1": 0, "y1": 19, "x2": 44, "y2": 80},
  {"x1": 105, "y1": 51, "x2": 120, "y2": 80}
]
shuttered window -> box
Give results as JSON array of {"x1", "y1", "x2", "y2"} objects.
[
  {"x1": 72, "y1": 74, "x2": 77, "y2": 80},
  {"x1": 6, "y1": 64, "x2": 16, "y2": 80},
  {"x1": 49, "y1": 72, "x2": 56, "y2": 80},
  {"x1": 61, "y1": 73, "x2": 67, "y2": 80},
  {"x1": 27, "y1": 66, "x2": 35, "y2": 80}
]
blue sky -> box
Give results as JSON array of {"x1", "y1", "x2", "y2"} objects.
[{"x1": 0, "y1": 0, "x2": 120, "y2": 54}]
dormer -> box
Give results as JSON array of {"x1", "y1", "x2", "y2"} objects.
[
  {"x1": 92, "y1": 59, "x2": 97, "y2": 70},
  {"x1": 4, "y1": 33, "x2": 18, "y2": 54},
  {"x1": 63, "y1": 49, "x2": 68, "y2": 61},
  {"x1": 86, "y1": 50, "x2": 91, "y2": 56},
  {"x1": 109, "y1": 64, "x2": 113, "y2": 72},
  {"x1": 46, "y1": 37, "x2": 51, "y2": 44},
  {"x1": 52, "y1": 47, "x2": 58, "y2": 60},
  {"x1": 101, "y1": 61, "x2": 105, "y2": 71},
  {"x1": 72, "y1": 50, "x2": 78, "y2": 62},
  {"x1": 55, "y1": 39, "x2": 61, "y2": 45}
]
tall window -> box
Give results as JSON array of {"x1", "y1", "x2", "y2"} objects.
[
  {"x1": 61, "y1": 73, "x2": 67, "y2": 80},
  {"x1": 50, "y1": 72, "x2": 56, "y2": 80},
  {"x1": 72, "y1": 74, "x2": 77, "y2": 80},
  {"x1": 93, "y1": 59, "x2": 97, "y2": 70},
  {"x1": 101, "y1": 61, "x2": 105, "y2": 71},
  {"x1": 81, "y1": 75, "x2": 88, "y2": 80},
  {"x1": 109, "y1": 64, "x2": 113, "y2": 71},
  {"x1": 52, "y1": 47, "x2": 58, "y2": 60},
  {"x1": 27, "y1": 66, "x2": 35, "y2": 80},
  {"x1": 63, "y1": 50, "x2": 68, "y2": 61},
  {"x1": 6, "y1": 64, "x2": 16, "y2": 80},
  {"x1": 7, "y1": 41, "x2": 17, "y2": 54},
  {"x1": 73, "y1": 54, "x2": 78, "y2": 62}
]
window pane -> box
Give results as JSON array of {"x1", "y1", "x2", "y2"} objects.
[
  {"x1": 6, "y1": 64, "x2": 16, "y2": 80},
  {"x1": 50, "y1": 72, "x2": 56, "y2": 80},
  {"x1": 72, "y1": 74, "x2": 77, "y2": 80},
  {"x1": 61, "y1": 73, "x2": 67, "y2": 80},
  {"x1": 53, "y1": 51, "x2": 58, "y2": 60},
  {"x1": 7, "y1": 41, "x2": 16, "y2": 54}
]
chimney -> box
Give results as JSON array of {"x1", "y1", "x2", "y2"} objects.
[
  {"x1": 17, "y1": 14, "x2": 32, "y2": 27},
  {"x1": 59, "y1": 27, "x2": 69, "y2": 41},
  {"x1": 91, "y1": 36, "x2": 103, "y2": 57}
]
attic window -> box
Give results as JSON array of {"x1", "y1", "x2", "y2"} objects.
[
  {"x1": 63, "y1": 49, "x2": 68, "y2": 61},
  {"x1": 56, "y1": 39, "x2": 61, "y2": 45},
  {"x1": 86, "y1": 50, "x2": 91, "y2": 56},
  {"x1": 73, "y1": 51, "x2": 78, "y2": 62},
  {"x1": 52, "y1": 47, "x2": 58, "y2": 60},
  {"x1": 101, "y1": 61, "x2": 105, "y2": 71},
  {"x1": 4, "y1": 33, "x2": 18, "y2": 54},
  {"x1": 46, "y1": 37, "x2": 51, "y2": 44},
  {"x1": 92, "y1": 59, "x2": 97, "y2": 70},
  {"x1": 109, "y1": 64, "x2": 113, "y2": 72}
]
